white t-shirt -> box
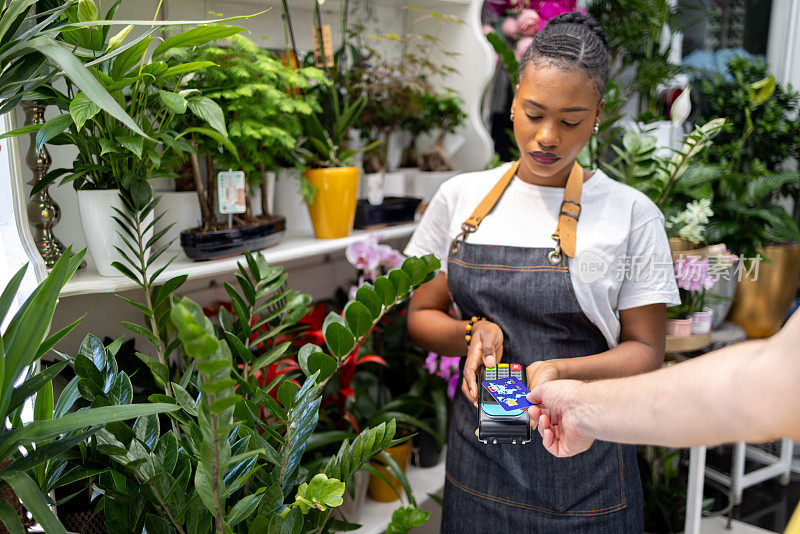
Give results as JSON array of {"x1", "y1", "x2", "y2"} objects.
[{"x1": 404, "y1": 162, "x2": 680, "y2": 348}]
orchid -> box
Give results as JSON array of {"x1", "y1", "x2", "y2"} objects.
[
  {"x1": 424, "y1": 352, "x2": 462, "y2": 400},
  {"x1": 669, "y1": 255, "x2": 716, "y2": 318},
  {"x1": 668, "y1": 199, "x2": 714, "y2": 245}
]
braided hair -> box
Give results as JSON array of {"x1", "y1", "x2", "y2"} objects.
[{"x1": 518, "y1": 12, "x2": 610, "y2": 98}]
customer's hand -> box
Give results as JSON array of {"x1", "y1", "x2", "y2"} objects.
[
  {"x1": 462, "y1": 320, "x2": 504, "y2": 405},
  {"x1": 527, "y1": 380, "x2": 594, "y2": 457}
]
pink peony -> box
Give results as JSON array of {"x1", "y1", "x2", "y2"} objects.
[
  {"x1": 501, "y1": 16, "x2": 520, "y2": 38},
  {"x1": 515, "y1": 35, "x2": 534, "y2": 60},
  {"x1": 516, "y1": 9, "x2": 540, "y2": 36}
]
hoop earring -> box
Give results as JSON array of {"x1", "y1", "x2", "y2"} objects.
[
  {"x1": 593, "y1": 123, "x2": 599, "y2": 133},
  {"x1": 510, "y1": 110, "x2": 515, "y2": 121}
]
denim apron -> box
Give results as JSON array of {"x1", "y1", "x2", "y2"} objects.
[{"x1": 441, "y1": 168, "x2": 644, "y2": 533}]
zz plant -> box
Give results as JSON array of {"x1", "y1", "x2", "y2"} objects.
[{"x1": 73, "y1": 248, "x2": 440, "y2": 533}]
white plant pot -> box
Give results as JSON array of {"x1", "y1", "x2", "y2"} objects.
[
  {"x1": 154, "y1": 192, "x2": 202, "y2": 252},
  {"x1": 407, "y1": 169, "x2": 460, "y2": 204},
  {"x1": 77, "y1": 189, "x2": 154, "y2": 277},
  {"x1": 690, "y1": 307, "x2": 714, "y2": 335},
  {"x1": 274, "y1": 168, "x2": 313, "y2": 235}
]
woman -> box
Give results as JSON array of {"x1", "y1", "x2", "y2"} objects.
[{"x1": 404, "y1": 12, "x2": 680, "y2": 532}]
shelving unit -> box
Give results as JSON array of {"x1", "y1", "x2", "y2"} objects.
[{"x1": 61, "y1": 223, "x2": 418, "y2": 298}]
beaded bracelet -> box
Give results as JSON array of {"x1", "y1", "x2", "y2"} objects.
[{"x1": 465, "y1": 316, "x2": 485, "y2": 347}]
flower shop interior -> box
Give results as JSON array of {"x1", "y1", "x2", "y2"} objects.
[{"x1": 1, "y1": 0, "x2": 800, "y2": 532}]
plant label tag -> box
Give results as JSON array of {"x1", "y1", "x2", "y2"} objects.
[
  {"x1": 217, "y1": 170, "x2": 246, "y2": 214},
  {"x1": 312, "y1": 24, "x2": 334, "y2": 68}
]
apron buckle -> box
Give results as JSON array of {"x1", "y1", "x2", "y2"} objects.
[
  {"x1": 548, "y1": 234, "x2": 562, "y2": 265},
  {"x1": 450, "y1": 223, "x2": 477, "y2": 256}
]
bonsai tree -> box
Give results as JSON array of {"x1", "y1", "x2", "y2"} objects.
[{"x1": 167, "y1": 35, "x2": 326, "y2": 228}]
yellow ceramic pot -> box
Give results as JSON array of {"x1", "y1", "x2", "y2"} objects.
[
  {"x1": 728, "y1": 244, "x2": 800, "y2": 338},
  {"x1": 367, "y1": 440, "x2": 412, "y2": 503},
  {"x1": 303, "y1": 166, "x2": 359, "y2": 239}
]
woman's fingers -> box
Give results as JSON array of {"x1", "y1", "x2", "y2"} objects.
[
  {"x1": 479, "y1": 327, "x2": 502, "y2": 368},
  {"x1": 462, "y1": 339, "x2": 483, "y2": 404}
]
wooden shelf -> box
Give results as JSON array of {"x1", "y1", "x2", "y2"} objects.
[
  {"x1": 665, "y1": 332, "x2": 712, "y2": 354},
  {"x1": 61, "y1": 223, "x2": 418, "y2": 298}
]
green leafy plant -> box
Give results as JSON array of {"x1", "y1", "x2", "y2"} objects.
[
  {"x1": 418, "y1": 90, "x2": 466, "y2": 171},
  {"x1": 693, "y1": 57, "x2": 800, "y2": 255},
  {"x1": 0, "y1": 0, "x2": 147, "y2": 132},
  {"x1": 587, "y1": 0, "x2": 687, "y2": 118},
  {"x1": 0, "y1": 249, "x2": 178, "y2": 533},
  {"x1": 71, "y1": 249, "x2": 440, "y2": 532},
  {"x1": 2, "y1": 1, "x2": 258, "y2": 204},
  {"x1": 600, "y1": 118, "x2": 727, "y2": 216},
  {"x1": 166, "y1": 34, "x2": 326, "y2": 228}
]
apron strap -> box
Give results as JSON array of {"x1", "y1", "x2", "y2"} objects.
[{"x1": 451, "y1": 160, "x2": 584, "y2": 264}]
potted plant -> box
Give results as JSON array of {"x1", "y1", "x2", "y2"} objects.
[
  {"x1": 0, "y1": 249, "x2": 178, "y2": 533},
  {"x1": 66, "y1": 216, "x2": 440, "y2": 532},
  {"x1": 668, "y1": 255, "x2": 716, "y2": 336},
  {"x1": 165, "y1": 34, "x2": 327, "y2": 259},
  {"x1": 693, "y1": 57, "x2": 800, "y2": 336},
  {"x1": 2, "y1": 3, "x2": 252, "y2": 275},
  {"x1": 0, "y1": 0, "x2": 150, "y2": 129},
  {"x1": 666, "y1": 198, "x2": 714, "y2": 259}
]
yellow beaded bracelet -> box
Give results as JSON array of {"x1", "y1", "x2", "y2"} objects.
[{"x1": 465, "y1": 316, "x2": 485, "y2": 346}]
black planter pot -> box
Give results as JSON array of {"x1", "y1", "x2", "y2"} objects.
[
  {"x1": 411, "y1": 417, "x2": 442, "y2": 468},
  {"x1": 180, "y1": 216, "x2": 286, "y2": 260},
  {"x1": 354, "y1": 197, "x2": 421, "y2": 229}
]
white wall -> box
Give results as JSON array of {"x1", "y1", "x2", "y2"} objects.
[{"x1": 767, "y1": 0, "x2": 800, "y2": 89}]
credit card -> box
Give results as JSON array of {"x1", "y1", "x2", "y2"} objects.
[{"x1": 481, "y1": 376, "x2": 537, "y2": 411}]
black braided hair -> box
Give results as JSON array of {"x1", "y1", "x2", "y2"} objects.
[{"x1": 518, "y1": 12, "x2": 610, "y2": 98}]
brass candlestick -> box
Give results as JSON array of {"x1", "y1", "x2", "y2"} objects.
[{"x1": 23, "y1": 101, "x2": 65, "y2": 269}]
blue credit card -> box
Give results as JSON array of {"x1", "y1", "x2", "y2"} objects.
[{"x1": 481, "y1": 377, "x2": 535, "y2": 411}]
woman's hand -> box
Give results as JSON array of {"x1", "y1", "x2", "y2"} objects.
[
  {"x1": 526, "y1": 361, "x2": 560, "y2": 390},
  {"x1": 527, "y1": 379, "x2": 595, "y2": 457},
  {"x1": 461, "y1": 320, "x2": 504, "y2": 405}
]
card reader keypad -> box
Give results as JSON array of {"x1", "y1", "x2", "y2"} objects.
[{"x1": 486, "y1": 363, "x2": 523, "y2": 381}]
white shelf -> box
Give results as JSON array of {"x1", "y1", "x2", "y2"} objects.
[
  {"x1": 352, "y1": 457, "x2": 445, "y2": 534},
  {"x1": 61, "y1": 223, "x2": 418, "y2": 298}
]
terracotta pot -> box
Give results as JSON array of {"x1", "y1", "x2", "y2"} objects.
[
  {"x1": 367, "y1": 440, "x2": 412, "y2": 503},
  {"x1": 303, "y1": 166, "x2": 359, "y2": 239},
  {"x1": 666, "y1": 317, "x2": 693, "y2": 337},
  {"x1": 728, "y1": 244, "x2": 800, "y2": 338}
]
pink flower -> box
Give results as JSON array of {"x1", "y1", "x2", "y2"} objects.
[
  {"x1": 515, "y1": 36, "x2": 534, "y2": 60},
  {"x1": 501, "y1": 16, "x2": 520, "y2": 38},
  {"x1": 423, "y1": 352, "x2": 439, "y2": 374},
  {"x1": 537, "y1": 0, "x2": 571, "y2": 27},
  {"x1": 482, "y1": 23, "x2": 495, "y2": 35},
  {"x1": 447, "y1": 375, "x2": 459, "y2": 400},
  {"x1": 674, "y1": 256, "x2": 715, "y2": 292},
  {"x1": 345, "y1": 240, "x2": 380, "y2": 272},
  {"x1": 376, "y1": 244, "x2": 405, "y2": 271},
  {"x1": 516, "y1": 9, "x2": 540, "y2": 36}
]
